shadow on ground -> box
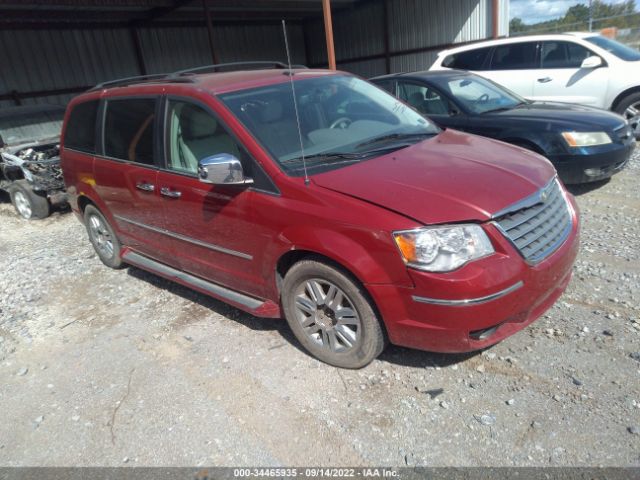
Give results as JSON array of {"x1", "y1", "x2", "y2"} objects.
[
  {"x1": 566, "y1": 178, "x2": 610, "y2": 196},
  {"x1": 128, "y1": 265, "x2": 478, "y2": 370}
]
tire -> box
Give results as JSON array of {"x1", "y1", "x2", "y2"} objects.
[
  {"x1": 282, "y1": 259, "x2": 386, "y2": 368},
  {"x1": 84, "y1": 205, "x2": 124, "y2": 269},
  {"x1": 8, "y1": 180, "x2": 50, "y2": 220},
  {"x1": 614, "y1": 92, "x2": 640, "y2": 138}
]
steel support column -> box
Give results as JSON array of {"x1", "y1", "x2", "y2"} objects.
[
  {"x1": 202, "y1": 0, "x2": 219, "y2": 64},
  {"x1": 322, "y1": 0, "x2": 336, "y2": 70}
]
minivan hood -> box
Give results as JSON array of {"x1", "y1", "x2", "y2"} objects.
[
  {"x1": 487, "y1": 101, "x2": 625, "y2": 131},
  {"x1": 312, "y1": 129, "x2": 556, "y2": 225}
]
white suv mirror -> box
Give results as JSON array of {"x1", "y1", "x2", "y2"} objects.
[
  {"x1": 581, "y1": 56, "x2": 603, "y2": 69},
  {"x1": 198, "y1": 153, "x2": 253, "y2": 185}
]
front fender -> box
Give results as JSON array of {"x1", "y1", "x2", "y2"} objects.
[{"x1": 264, "y1": 225, "x2": 414, "y2": 299}]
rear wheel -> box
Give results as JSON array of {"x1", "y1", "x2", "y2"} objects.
[
  {"x1": 614, "y1": 92, "x2": 640, "y2": 138},
  {"x1": 8, "y1": 181, "x2": 50, "y2": 220},
  {"x1": 282, "y1": 259, "x2": 386, "y2": 368},
  {"x1": 84, "y1": 205, "x2": 123, "y2": 269}
]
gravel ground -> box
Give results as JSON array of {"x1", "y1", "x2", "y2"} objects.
[{"x1": 0, "y1": 151, "x2": 639, "y2": 467}]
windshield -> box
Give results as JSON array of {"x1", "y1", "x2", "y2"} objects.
[
  {"x1": 0, "y1": 107, "x2": 64, "y2": 146},
  {"x1": 219, "y1": 75, "x2": 439, "y2": 175},
  {"x1": 585, "y1": 35, "x2": 640, "y2": 61},
  {"x1": 428, "y1": 75, "x2": 526, "y2": 114}
]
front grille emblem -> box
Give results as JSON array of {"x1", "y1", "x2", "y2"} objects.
[{"x1": 540, "y1": 190, "x2": 549, "y2": 202}]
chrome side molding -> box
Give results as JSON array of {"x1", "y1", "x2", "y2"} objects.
[
  {"x1": 412, "y1": 281, "x2": 524, "y2": 307},
  {"x1": 122, "y1": 251, "x2": 264, "y2": 310},
  {"x1": 114, "y1": 215, "x2": 252, "y2": 260}
]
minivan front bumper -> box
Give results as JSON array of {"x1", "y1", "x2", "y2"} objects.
[{"x1": 367, "y1": 195, "x2": 580, "y2": 353}]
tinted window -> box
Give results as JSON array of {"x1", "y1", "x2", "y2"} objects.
[
  {"x1": 541, "y1": 41, "x2": 592, "y2": 68},
  {"x1": 442, "y1": 47, "x2": 492, "y2": 71},
  {"x1": 374, "y1": 80, "x2": 396, "y2": 94},
  {"x1": 166, "y1": 100, "x2": 241, "y2": 175},
  {"x1": 397, "y1": 82, "x2": 450, "y2": 115},
  {"x1": 490, "y1": 42, "x2": 538, "y2": 70},
  {"x1": 64, "y1": 101, "x2": 98, "y2": 153},
  {"x1": 104, "y1": 98, "x2": 156, "y2": 165}
]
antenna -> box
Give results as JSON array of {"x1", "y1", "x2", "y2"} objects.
[{"x1": 281, "y1": 19, "x2": 309, "y2": 186}]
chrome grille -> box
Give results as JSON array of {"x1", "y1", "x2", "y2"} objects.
[{"x1": 494, "y1": 179, "x2": 572, "y2": 264}]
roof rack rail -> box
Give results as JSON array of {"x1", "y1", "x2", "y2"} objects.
[
  {"x1": 90, "y1": 61, "x2": 309, "y2": 91},
  {"x1": 90, "y1": 73, "x2": 195, "y2": 91},
  {"x1": 173, "y1": 61, "x2": 308, "y2": 76}
]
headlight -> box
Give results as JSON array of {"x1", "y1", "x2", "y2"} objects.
[
  {"x1": 561, "y1": 131, "x2": 612, "y2": 147},
  {"x1": 393, "y1": 225, "x2": 494, "y2": 272}
]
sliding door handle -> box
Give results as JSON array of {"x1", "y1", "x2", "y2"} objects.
[
  {"x1": 537, "y1": 77, "x2": 552, "y2": 83},
  {"x1": 160, "y1": 187, "x2": 182, "y2": 198},
  {"x1": 135, "y1": 182, "x2": 155, "y2": 192}
]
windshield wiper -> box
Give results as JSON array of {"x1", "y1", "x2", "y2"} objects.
[
  {"x1": 283, "y1": 143, "x2": 414, "y2": 168},
  {"x1": 356, "y1": 132, "x2": 435, "y2": 149},
  {"x1": 281, "y1": 152, "x2": 364, "y2": 165}
]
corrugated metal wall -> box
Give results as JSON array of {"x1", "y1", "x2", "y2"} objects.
[
  {"x1": 138, "y1": 24, "x2": 305, "y2": 74},
  {"x1": 0, "y1": 0, "x2": 507, "y2": 107},
  {"x1": 0, "y1": 24, "x2": 305, "y2": 108},
  {"x1": 306, "y1": 0, "x2": 508, "y2": 77},
  {"x1": 0, "y1": 28, "x2": 139, "y2": 107}
]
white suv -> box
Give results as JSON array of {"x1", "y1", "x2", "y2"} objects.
[{"x1": 431, "y1": 33, "x2": 640, "y2": 136}]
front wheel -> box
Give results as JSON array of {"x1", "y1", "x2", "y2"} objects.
[
  {"x1": 8, "y1": 181, "x2": 50, "y2": 220},
  {"x1": 282, "y1": 259, "x2": 386, "y2": 368},
  {"x1": 84, "y1": 205, "x2": 124, "y2": 269},
  {"x1": 614, "y1": 92, "x2": 640, "y2": 139}
]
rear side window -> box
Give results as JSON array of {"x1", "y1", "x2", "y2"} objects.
[
  {"x1": 374, "y1": 80, "x2": 396, "y2": 94},
  {"x1": 64, "y1": 100, "x2": 99, "y2": 153},
  {"x1": 541, "y1": 41, "x2": 592, "y2": 68},
  {"x1": 442, "y1": 47, "x2": 492, "y2": 71},
  {"x1": 104, "y1": 98, "x2": 156, "y2": 165},
  {"x1": 490, "y1": 42, "x2": 538, "y2": 70}
]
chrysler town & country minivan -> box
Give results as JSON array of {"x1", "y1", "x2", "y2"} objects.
[{"x1": 61, "y1": 65, "x2": 580, "y2": 368}]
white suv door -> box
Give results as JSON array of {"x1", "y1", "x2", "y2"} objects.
[
  {"x1": 532, "y1": 40, "x2": 609, "y2": 108},
  {"x1": 473, "y1": 41, "x2": 538, "y2": 98}
]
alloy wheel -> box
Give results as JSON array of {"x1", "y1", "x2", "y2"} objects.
[
  {"x1": 14, "y1": 191, "x2": 32, "y2": 219},
  {"x1": 88, "y1": 214, "x2": 114, "y2": 259},
  {"x1": 294, "y1": 278, "x2": 361, "y2": 353},
  {"x1": 624, "y1": 102, "x2": 640, "y2": 138}
]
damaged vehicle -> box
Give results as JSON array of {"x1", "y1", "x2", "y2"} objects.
[{"x1": 0, "y1": 105, "x2": 67, "y2": 219}]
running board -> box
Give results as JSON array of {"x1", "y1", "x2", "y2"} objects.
[{"x1": 122, "y1": 251, "x2": 264, "y2": 311}]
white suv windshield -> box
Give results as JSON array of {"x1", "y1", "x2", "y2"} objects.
[
  {"x1": 219, "y1": 75, "x2": 439, "y2": 175},
  {"x1": 586, "y1": 35, "x2": 640, "y2": 61}
]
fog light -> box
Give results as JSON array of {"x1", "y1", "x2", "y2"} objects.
[{"x1": 584, "y1": 168, "x2": 602, "y2": 177}]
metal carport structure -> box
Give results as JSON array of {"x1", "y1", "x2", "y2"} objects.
[{"x1": 0, "y1": 0, "x2": 509, "y2": 107}]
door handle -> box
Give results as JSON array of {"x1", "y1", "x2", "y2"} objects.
[
  {"x1": 136, "y1": 181, "x2": 155, "y2": 192},
  {"x1": 160, "y1": 187, "x2": 182, "y2": 198},
  {"x1": 537, "y1": 77, "x2": 552, "y2": 83}
]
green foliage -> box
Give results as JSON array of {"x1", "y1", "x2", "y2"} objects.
[{"x1": 510, "y1": 0, "x2": 639, "y2": 35}]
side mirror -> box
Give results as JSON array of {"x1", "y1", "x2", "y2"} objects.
[
  {"x1": 198, "y1": 153, "x2": 253, "y2": 186},
  {"x1": 581, "y1": 56, "x2": 603, "y2": 69}
]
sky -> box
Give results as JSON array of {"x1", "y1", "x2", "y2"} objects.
[{"x1": 510, "y1": 0, "x2": 640, "y2": 24}]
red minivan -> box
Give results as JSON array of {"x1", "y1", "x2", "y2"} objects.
[{"x1": 61, "y1": 65, "x2": 580, "y2": 368}]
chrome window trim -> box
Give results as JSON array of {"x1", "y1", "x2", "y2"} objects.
[
  {"x1": 114, "y1": 214, "x2": 253, "y2": 260},
  {"x1": 412, "y1": 281, "x2": 524, "y2": 307}
]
